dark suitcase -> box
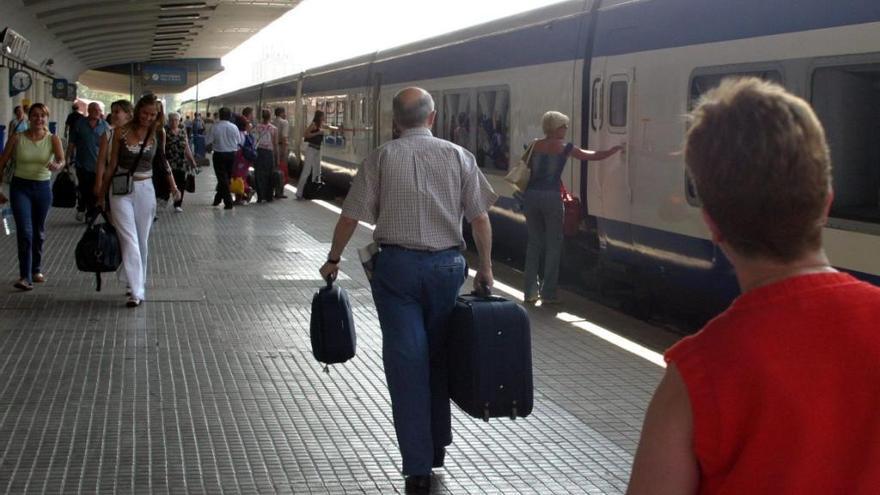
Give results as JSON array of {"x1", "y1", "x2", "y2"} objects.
[
  {"x1": 273, "y1": 169, "x2": 285, "y2": 197},
  {"x1": 310, "y1": 277, "x2": 356, "y2": 370},
  {"x1": 75, "y1": 211, "x2": 122, "y2": 291},
  {"x1": 52, "y1": 168, "x2": 77, "y2": 208},
  {"x1": 302, "y1": 178, "x2": 330, "y2": 200},
  {"x1": 448, "y1": 291, "x2": 533, "y2": 421}
]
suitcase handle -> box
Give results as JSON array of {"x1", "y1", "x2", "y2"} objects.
[{"x1": 324, "y1": 274, "x2": 334, "y2": 288}]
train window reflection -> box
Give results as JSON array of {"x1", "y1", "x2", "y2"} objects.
[
  {"x1": 444, "y1": 92, "x2": 473, "y2": 153},
  {"x1": 476, "y1": 88, "x2": 510, "y2": 172},
  {"x1": 812, "y1": 64, "x2": 880, "y2": 224}
]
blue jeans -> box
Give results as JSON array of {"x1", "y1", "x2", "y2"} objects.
[
  {"x1": 370, "y1": 246, "x2": 466, "y2": 475},
  {"x1": 523, "y1": 189, "x2": 564, "y2": 300},
  {"x1": 9, "y1": 177, "x2": 52, "y2": 283}
]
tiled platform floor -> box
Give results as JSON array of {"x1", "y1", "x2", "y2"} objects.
[{"x1": 0, "y1": 168, "x2": 674, "y2": 494}]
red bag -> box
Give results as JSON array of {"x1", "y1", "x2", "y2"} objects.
[{"x1": 561, "y1": 184, "x2": 581, "y2": 237}]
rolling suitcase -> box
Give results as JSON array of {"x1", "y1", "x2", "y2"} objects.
[
  {"x1": 310, "y1": 277, "x2": 356, "y2": 371},
  {"x1": 447, "y1": 290, "x2": 533, "y2": 421}
]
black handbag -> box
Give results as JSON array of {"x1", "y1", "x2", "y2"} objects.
[
  {"x1": 310, "y1": 276, "x2": 356, "y2": 371},
  {"x1": 111, "y1": 128, "x2": 151, "y2": 195},
  {"x1": 75, "y1": 210, "x2": 122, "y2": 291},
  {"x1": 51, "y1": 167, "x2": 78, "y2": 208},
  {"x1": 185, "y1": 172, "x2": 196, "y2": 193}
]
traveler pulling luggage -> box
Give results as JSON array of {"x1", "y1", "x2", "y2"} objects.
[
  {"x1": 310, "y1": 276, "x2": 356, "y2": 371},
  {"x1": 74, "y1": 210, "x2": 122, "y2": 291},
  {"x1": 447, "y1": 287, "x2": 534, "y2": 421}
]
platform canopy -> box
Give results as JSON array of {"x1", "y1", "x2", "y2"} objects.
[{"x1": 13, "y1": 0, "x2": 302, "y2": 93}]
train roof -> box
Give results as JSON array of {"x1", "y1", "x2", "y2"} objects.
[{"x1": 209, "y1": 0, "x2": 880, "y2": 102}]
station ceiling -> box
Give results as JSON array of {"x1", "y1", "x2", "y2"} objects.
[{"x1": 19, "y1": 0, "x2": 302, "y2": 93}]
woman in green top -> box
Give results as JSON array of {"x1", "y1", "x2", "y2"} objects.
[{"x1": 0, "y1": 103, "x2": 65, "y2": 290}]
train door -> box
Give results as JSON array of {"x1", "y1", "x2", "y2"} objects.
[{"x1": 590, "y1": 64, "x2": 635, "y2": 257}]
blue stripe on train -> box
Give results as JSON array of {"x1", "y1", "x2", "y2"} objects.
[
  {"x1": 595, "y1": 216, "x2": 880, "y2": 302},
  {"x1": 595, "y1": 0, "x2": 880, "y2": 57}
]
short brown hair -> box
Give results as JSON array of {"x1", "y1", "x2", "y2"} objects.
[
  {"x1": 685, "y1": 78, "x2": 831, "y2": 262},
  {"x1": 28, "y1": 103, "x2": 49, "y2": 119}
]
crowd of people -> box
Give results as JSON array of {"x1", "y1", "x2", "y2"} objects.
[{"x1": 0, "y1": 96, "x2": 295, "y2": 305}]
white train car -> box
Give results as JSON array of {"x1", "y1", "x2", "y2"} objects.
[{"x1": 207, "y1": 0, "x2": 880, "y2": 323}]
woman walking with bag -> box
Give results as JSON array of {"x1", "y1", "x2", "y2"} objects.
[
  {"x1": 165, "y1": 112, "x2": 198, "y2": 212},
  {"x1": 94, "y1": 99, "x2": 134, "y2": 201},
  {"x1": 253, "y1": 109, "x2": 278, "y2": 203},
  {"x1": 521, "y1": 111, "x2": 621, "y2": 304},
  {"x1": 97, "y1": 94, "x2": 179, "y2": 307},
  {"x1": 295, "y1": 110, "x2": 337, "y2": 200},
  {"x1": 0, "y1": 103, "x2": 65, "y2": 290}
]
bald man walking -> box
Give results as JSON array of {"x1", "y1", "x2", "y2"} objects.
[{"x1": 320, "y1": 87, "x2": 497, "y2": 493}]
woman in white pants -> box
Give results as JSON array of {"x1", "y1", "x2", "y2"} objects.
[
  {"x1": 98, "y1": 94, "x2": 178, "y2": 307},
  {"x1": 296, "y1": 110, "x2": 336, "y2": 199}
]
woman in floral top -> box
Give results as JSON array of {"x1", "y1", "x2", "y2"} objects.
[{"x1": 165, "y1": 112, "x2": 197, "y2": 212}]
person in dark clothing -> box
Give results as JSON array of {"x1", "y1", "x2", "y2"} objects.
[{"x1": 67, "y1": 102, "x2": 109, "y2": 223}]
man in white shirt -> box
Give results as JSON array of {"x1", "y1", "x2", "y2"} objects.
[{"x1": 205, "y1": 107, "x2": 243, "y2": 209}]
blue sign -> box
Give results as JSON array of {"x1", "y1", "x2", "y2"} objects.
[{"x1": 142, "y1": 65, "x2": 187, "y2": 86}]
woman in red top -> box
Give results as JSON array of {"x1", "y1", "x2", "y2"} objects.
[{"x1": 627, "y1": 78, "x2": 880, "y2": 494}]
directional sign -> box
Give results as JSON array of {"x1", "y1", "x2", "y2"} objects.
[{"x1": 142, "y1": 65, "x2": 187, "y2": 86}]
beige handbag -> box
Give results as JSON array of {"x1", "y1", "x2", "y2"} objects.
[{"x1": 504, "y1": 140, "x2": 537, "y2": 193}]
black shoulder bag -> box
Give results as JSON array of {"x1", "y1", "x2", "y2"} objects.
[{"x1": 111, "y1": 128, "x2": 153, "y2": 196}]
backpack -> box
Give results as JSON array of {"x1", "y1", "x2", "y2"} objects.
[{"x1": 240, "y1": 133, "x2": 257, "y2": 163}]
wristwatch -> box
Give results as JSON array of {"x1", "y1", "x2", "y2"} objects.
[{"x1": 326, "y1": 256, "x2": 340, "y2": 264}]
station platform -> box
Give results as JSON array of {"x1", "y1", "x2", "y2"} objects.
[{"x1": 0, "y1": 168, "x2": 677, "y2": 494}]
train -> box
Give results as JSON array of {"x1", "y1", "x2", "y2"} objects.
[{"x1": 196, "y1": 0, "x2": 880, "y2": 325}]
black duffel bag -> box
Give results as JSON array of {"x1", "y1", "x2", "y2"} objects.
[
  {"x1": 52, "y1": 167, "x2": 77, "y2": 208},
  {"x1": 310, "y1": 276, "x2": 356, "y2": 371},
  {"x1": 75, "y1": 210, "x2": 122, "y2": 291}
]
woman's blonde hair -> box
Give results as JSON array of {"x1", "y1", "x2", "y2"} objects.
[
  {"x1": 685, "y1": 77, "x2": 831, "y2": 262},
  {"x1": 542, "y1": 111, "x2": 570, "y2": 135}
]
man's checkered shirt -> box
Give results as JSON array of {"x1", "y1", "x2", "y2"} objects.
[{"x1": 342, "y1": 127, "x2": 498, "y2": 251}]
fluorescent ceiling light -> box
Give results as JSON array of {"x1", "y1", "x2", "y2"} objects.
[
  {"x1": 159, "y1": 13, "x2": 200, "y2": 20},
  {"x1": 160, "y1": 2, "x2": 207, "y2": 10}
]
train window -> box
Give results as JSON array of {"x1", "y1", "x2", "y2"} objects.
[
  {"x1": 476, "y1": 88, "x2": 510, "y2": 172},
  {"x1": 812, "y1": 64, "x2": 880, "y2": 224},
  {"x1": 444, "y1": 92, "x2": 474, "y2": 153},
  {"x1": 609, "y1": 81, "x2": 628, "y2": 128},
  {"x1": 689, "y1": 70, "x2": 782, "y2": 109},
  {"x1": 336, "y1": 97, "x2": 345, "y2": 126}
]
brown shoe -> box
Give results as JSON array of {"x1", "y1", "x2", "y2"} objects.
[
  {"x1": 32, "y1": 273, "x2": 45, "y2": 283},
  {"x1": 13, "y1": 279, "x2": 33, "y2": 291}
]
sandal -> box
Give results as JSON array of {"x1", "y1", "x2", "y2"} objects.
[{"x1": 13, "y1": 279, "x2": 33, "y2": 291}]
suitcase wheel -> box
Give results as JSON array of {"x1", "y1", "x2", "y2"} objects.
[
  {"x1": 483, "y1": 402, "x2": 490, "y2": 422},
  {"x1": 511, "y1": 400, "x2": 518, "y2": 420}
]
